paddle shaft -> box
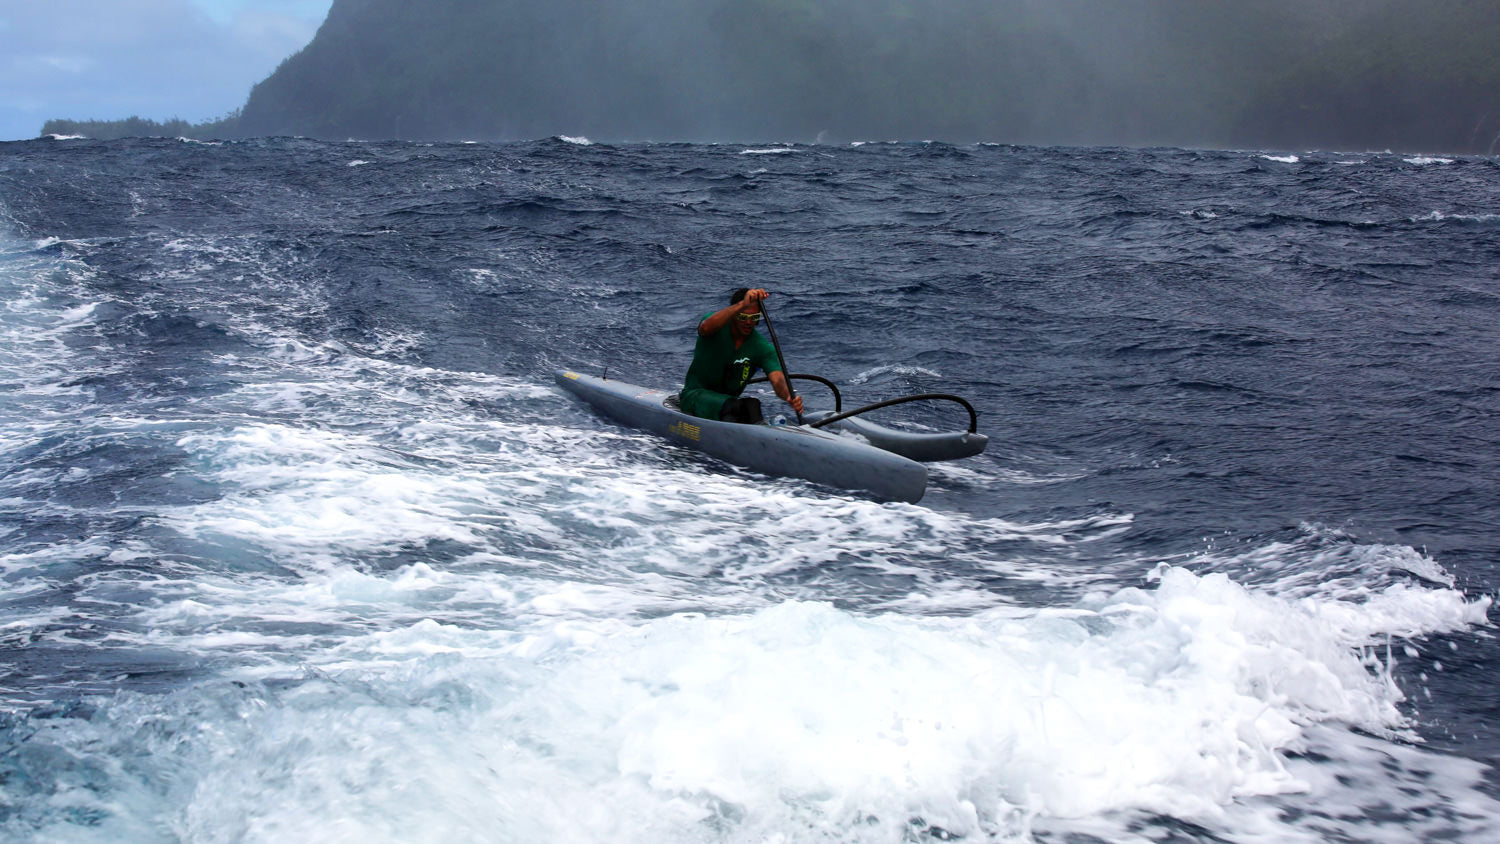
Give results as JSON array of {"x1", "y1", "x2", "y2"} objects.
[{"x1": 757, "y1": 302, "x2": 802, "y2": 424}]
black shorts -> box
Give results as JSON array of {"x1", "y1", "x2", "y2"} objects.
[{"x1": 718, "y1": 395, "x2": 764, "y2": 424}]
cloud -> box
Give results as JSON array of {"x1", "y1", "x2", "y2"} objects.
[{"x1": 0, "y1": 0, "x2": 328, "y2": 140}]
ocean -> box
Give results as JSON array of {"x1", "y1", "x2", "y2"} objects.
[{"x1": 0, "y1": 135, "x2": 1496, "y2": 842}]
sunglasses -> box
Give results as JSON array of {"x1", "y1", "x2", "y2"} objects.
[{"x1": 734, "y1": 313, "x2": 763, "y2": 324}]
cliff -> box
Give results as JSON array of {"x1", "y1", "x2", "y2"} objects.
[{"x1": 170, "y1": 0, "x2": 1500, "y2": 152}]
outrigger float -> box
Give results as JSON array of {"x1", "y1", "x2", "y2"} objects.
[{"x1": 554, "y1": 369, "x2": 986, "y2": 503}]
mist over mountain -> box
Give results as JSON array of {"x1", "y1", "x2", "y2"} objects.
[{"x1": 221, "y1": 0, "x2": 1500, "y2": 152}]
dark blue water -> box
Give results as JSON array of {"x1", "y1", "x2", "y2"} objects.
[{"x1": 0, "y1": 135, "x2": 1496, "y2": 842}]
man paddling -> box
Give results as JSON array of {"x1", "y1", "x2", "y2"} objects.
[{"x1": 680, "y1": 288, "x2": 803, "y2": 423}]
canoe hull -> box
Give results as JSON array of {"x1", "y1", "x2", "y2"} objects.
[{"x1": 555, "y1": 370, "x2": 927, "y2": 503}]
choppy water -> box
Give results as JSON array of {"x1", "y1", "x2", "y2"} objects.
[{"x1": 0, "y1": 135, "x2": 1497, "y2": 842}]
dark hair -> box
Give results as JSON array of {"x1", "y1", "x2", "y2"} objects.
[{"x1": 729, "y1": 287, "x2": 750, "y2": 305}]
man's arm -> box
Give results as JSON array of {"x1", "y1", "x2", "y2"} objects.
[
  {"x1": 767, "y1": 370, "x2": 804, "y2": 415},
  {"x1": 697, "y1": 288, "x2": 768, "y2": 336}
]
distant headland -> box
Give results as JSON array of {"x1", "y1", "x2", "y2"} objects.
[{"x1": 42, "y1": 0, "x2": 1500, "y2": 154}]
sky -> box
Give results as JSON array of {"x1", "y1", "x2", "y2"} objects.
[{"x1": 0, "y1": 0, "x2": 332, "y2": 140}]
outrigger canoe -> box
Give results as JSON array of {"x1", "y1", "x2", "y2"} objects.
[{"x1": 555, "y1": 369, "x2": 987, "y2": 503}]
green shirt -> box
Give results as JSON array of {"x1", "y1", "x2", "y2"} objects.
[{"x1": 680, "y1": 311, "x2": 782, "y2": 420}]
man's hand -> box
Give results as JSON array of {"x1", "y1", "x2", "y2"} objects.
[{"x1": 739, "y1": 288, "x2": 769, "y2": 309}]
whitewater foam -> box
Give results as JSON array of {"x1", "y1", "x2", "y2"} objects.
[
  {"x1": 1413, "y1": 210, "x2": 1500, "y2": 224},
  {"x1": 12, "y1": 564, "x2": 1492, "y2": 843}
]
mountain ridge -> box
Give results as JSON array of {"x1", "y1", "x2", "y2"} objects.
[{"x1": 45, "y1": 0, "x2": 1500, "y2": 154}]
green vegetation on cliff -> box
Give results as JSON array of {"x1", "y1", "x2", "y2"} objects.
[{"x1": 41, "y1": 113, "x2": 242, "y2": 142}]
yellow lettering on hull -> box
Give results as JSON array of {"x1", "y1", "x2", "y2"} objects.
[{"x1": 669, "y1": 421, "x2": 702, "y2": 442}]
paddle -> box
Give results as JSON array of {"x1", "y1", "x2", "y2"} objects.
[{"x1": 757, "y1": 299, "x2": 802, "y2": 424}]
